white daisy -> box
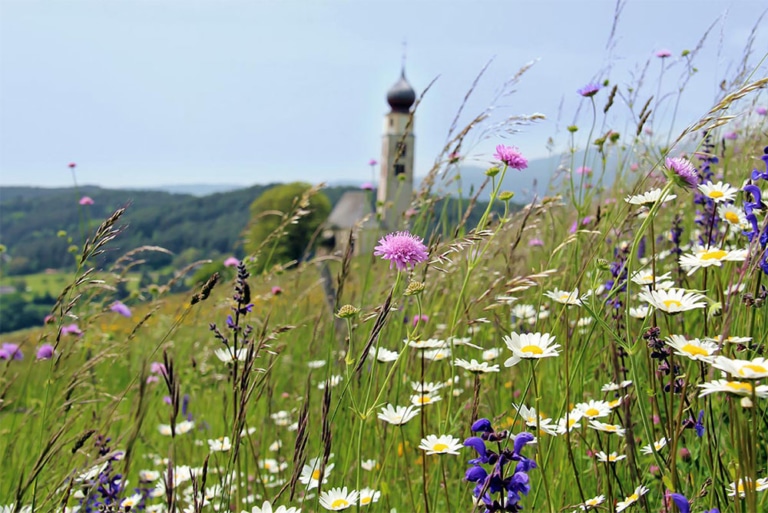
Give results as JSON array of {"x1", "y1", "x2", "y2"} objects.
[
  {"x1": 630, "y1": 270, "x2": 672, "y2": 286},
  {"x1": 307, "y1": 360, "x2": 326, "y2": 369},
  {"x1": 319, "y1": 487, "x2": 359, "y2": 511},
  {"x1": 638, "y1": 288, "x2": 707, "y2": 314},
  {"x1": 299, "y1": 457, "x2": 334, "y2": 490},
  {"x1": 454, "y1": 358, "x2": 500, "y2": 373},
  {"x1": 579, "y1": 495, "x2": 605, "y2": 510},
  {"x1": 587, "y1": 420, "x2": 625, "y2": 436},
  {"x1": 665, "y1": 335, "x2": 719, "y2": 361},
  {"x1": 629, "y1": 305, "x2": 651, "y2": 319},
  {"x1": 641, "y1": 437, "x2": 667, "y2": 455},
  {"x1": 698, "y1": 379, "x2": 768, "y2": 398},
  {"x1": 679, "y1": 247, "x2": 748, "y2": 275},
  {"x1": 318, "y1": 375, "x2": 343, "y2": 389},
  {"x1": 482, "y1": 347, "x2": 502, "y2": 361},
  {"x1": 411, "y1": 381, "x2": 444, "y2": 393},
  {"x1": 727, "y1": 477, "x2": 768, "y2": 497},
  {"x1": 370, "y1": 347, "x2": 399, "y2": 363},
  {"x1": 711, "y1": 356, "x2": 768, "y2": 379},
  {"x1": 718, "y1": 203, "x2": 748, "y2": 227},
  {"x1": 271, "y1": 411, "x2": 292, "y2": 426},
  {"x1": 360, "y1": 459, "x2": 376, "y2": 471},
  {"x1": 555, "y1": 411, "x2": 583, "y2": 434},
  {"x1": 121, "y1": 494, "x2": 143, "y2": 509},
  {"x1": 544, "y1": 288, "x2": 587, "y2": 306},
  {"x1": 410, "y1": 392, "x2": 442, "y2": 407},
  {"x1": 575, "y1": 400, "x2": 612, "y2": 419},
  {"x1": 422, "y1": 347, "x2": 451, "y2": 361},
  {"x1": 595, "y1": 451, "x2": 626, "y2": 463},
  {"x1": 405, "y1": 338, "x2": 447, "y2": 350},
  {"x1": 377, "y1": 404, "x2": 419, "y2": 425},
  {"x1": 214, "y1": 347, "x2": 248, "y2": 363},
  {"x1": 358, "y1": 488, "x2": 380, "y2": 506},
  {"x1": 259, "y1": 458, "x2": 287, "y2": 474},
  {"x1": 208, "y1": 436, "x2": 232, "y2": 452},
  {"x1": 246, "y1": 500, "x2": 301, "y2": 513},
  {"x1": 418, "y1": 434, "x2": 463, "y2": 455},
  {"x1": 503, "y1": 332, "x2": 561, "y2": 367},
  {"x1": 158, "y1": 420, "x2": 194, "y2": 436},
  {"x1": 698, "y1": 181, "x2": 738, "y2": 203},
  {"x1": 511, "y1": 304, "x2": 538, "y2": 323},
  {"x1": 139, "y1": 470, "x2": 160, "y2": 482},
  {"x1": 624, "y1": 188, "x2": 677, "y2": 205},
  {"x1": 616, "y1": 485, "x2": 649, "y2": 512}
]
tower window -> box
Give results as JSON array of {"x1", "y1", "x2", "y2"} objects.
[{"x1": 394, "y1": 164, "x2": 406, "y2": 176}]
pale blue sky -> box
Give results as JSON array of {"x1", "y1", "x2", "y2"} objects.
[{"x1": 0, "y1": 0, "x2": 766, "y2": 188}]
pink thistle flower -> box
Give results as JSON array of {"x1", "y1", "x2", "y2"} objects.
[
  {"x1": 223, "y1": 256, "x2": 240, "y2": 267},
  {"x1": 577, "y1": 83, "x2": 601, "y2": 97},
  {"x1": 61, "y1": 323, "x2": 82, "y2": 336},
  {"x1": 756, "y1": 106, "x2": 767, "y2": 116},
  {"x1": 79, "y1": 196, "x2": 94, "y2": 206},
  {"x1": 666, "y1": 156, "x2": 698, "y2": 189},
  {"x1": 723, "y1": 131, "x2": 738, "y2": 140},
  {"x1": 373, "y1": 231, "x2": 429, "y2": 271},
  {"x1": 271, "y1": 286, "x2": 283, "y2": 296},
  {"x1": 630, "y1": 163, "x2": 639, "y2": 171},
  {"x1": 368, "y1": 158, "x2": 378, "y2": 166},
  {"x1": 404, "y1": 208, "x2": 418, "y2": 219},
  {"x1": 528, "y1": 238, "x2": 544, "y2": 247},
  {"x1": 655, "y1": 49, "x2": 672, "y2": 58},
  {"x1": 68, "y1": 162, "x2": 76, "y2": 169},
  {"x1": 411, "y1": 314, "x2": 429, "y2": 327},
  {"x1": 360, "y1": 182, "x2": 374, "y2": 190},
  {"x1": 569, "y1": 220, "x2": 578, "y2": 234},
  {"x1": 36, "y1": 344, "x2": 55, "y2": 360},
  {"x1": 493, "y1": 145, "x2": 528, "y2": 170},
  {"x1": 110, "y1": 301, "x2": 132, "y2": 318},
  {"x1": 43, "y1": 314, "x2": 55, "y2": 324},
  {"x1": 448, "y1": 151, "x2": 461, "y2": 163},
  {"x1": 0, "y1": 343, "x2": 23, "y2": 361},
  {"x1": 150, "y1": 362, "x2": 168, "y2": 376},
  {"x1": 576, "y1": 166, "x2": 592, "y2": 175}
]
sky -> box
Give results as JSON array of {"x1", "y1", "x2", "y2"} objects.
[{"x1": 0, "y1": 0, "x2": 766, "y2": 189}]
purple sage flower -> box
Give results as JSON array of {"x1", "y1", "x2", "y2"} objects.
[
  {"x1": 110, "y1": 301, "x2": 131, "y2": 318},
  {"x1": 695, "y1": 409, "x2": 705, "y2": 437},
  {"x1": 493, "y1": 144, "x2": 528, "y2": 170},
  {"x1": 666, "y1": 157, "x2": 698, "y2": 189},
  {"x1": 577, "y1": 83, "x2": 601, "y2": 97},
  {"x1": 36, "y1": 344, "x2": 55, "y2": 360},
  {"x1": 373, "y1": 231, "x2": 429, "y2": 271},
  {"x1": 667, "y1": 492, "x2": 690, "y2": 513}
]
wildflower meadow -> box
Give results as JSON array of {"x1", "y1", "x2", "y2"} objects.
[{"x1": 2, "y1": 25, "x2": 768, "y2": 513}]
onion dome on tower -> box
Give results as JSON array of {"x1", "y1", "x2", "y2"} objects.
[{"x1": 386, "y1": 70, "x2": 416, "y2": 113}]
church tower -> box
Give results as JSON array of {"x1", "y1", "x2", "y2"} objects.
[{"x1": 378, "y1": 69, "x2": 416, "y2": 230}]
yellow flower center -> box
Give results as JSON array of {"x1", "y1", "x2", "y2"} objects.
[
  {"x1": 681, "y1": 344, "x2": 708, "y2": 356},
  {"x1": 587, "y1": 499, "x2": 599, "y2": 506},
  {"x1": 739, "y1": 364, "x2": 767, "y2": 375},
  {"x1": 725, "y1": 212, "x2": 740, "y2": 224},
  {"x1": 662, "y1": 299, "x2": 683, "y2": 309},
  {"x1": 701, "y1": 249, "x2": 727, "y2": 260},
  {"x1": 604, "y1": 425, "x2": 617, "y2": 432},
  {"x1": 331, "y1": 499, "x2": 349, "y2": 508},
  {"x1": 418, "y1": 396, "x2": 432, "y2": 404},
  {"x1": 585, "y1": 407, "x2": 600, "y2": 417},
  {"x1": 520, "y1": 345, "x2": 544, "y2": 355},
  {"x1": 708, "y1": 190, "x2": 724, "y2": 199},
  {"x1": 608, "y1": 455, "x2": 617, "y2": 461},
  {"x1": 628, "y1": 493, "x2": 638, "y2": 502},
  {"x1": 311, "y1": 469, "x2": 321, "y2": 480},
  {"x1": 643, "y1": 274, "x2": 653, "y2": 281},
  {"x1": 559, "y1": 294, "x2": 571, "y2": 301},
  {"x1": 726, "y1": 382, "x2": 752, "y2": 393},
  {"x1": 432, "y1": 443, "x2": 449, "y2": 452},
  {"x1": 361, "y1": 497, "x2": 372, "y2": 505},
  {"x1": 609, "y1": 399, "x2": 621, "y2": 408}
]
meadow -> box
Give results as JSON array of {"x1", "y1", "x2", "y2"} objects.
[{"x1": 1, "y1": 42, "x2": 768, "y2": 513}]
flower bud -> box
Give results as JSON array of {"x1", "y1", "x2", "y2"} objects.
[{"x1": 336, "y1": 304, "x2": 359, "y2": 319}]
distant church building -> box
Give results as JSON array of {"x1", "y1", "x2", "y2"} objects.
[{"x1": 323, "y1": 68, "x2": 416, "y2": 256}]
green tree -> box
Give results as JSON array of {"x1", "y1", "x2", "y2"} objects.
[{"x1": 243, "y1": 183, "x2": 331, "y2": 272}]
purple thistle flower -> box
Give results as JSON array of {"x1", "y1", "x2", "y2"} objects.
[
  {"x1": 368, "y1": 158, "x2": 378, "y2": 166},
  {"x1": 655, "y1": 49, "x2": 672, "y2": 58},
  {"x1": 360, "y1": 182, "x2": 374, "y2": 190},
  {"x1": 61, "y1": 323, "x2": 82, "y2": 336},
  {"x1": 577, "y1": 83, "x2": 601, "y2": 97},
  {"x1": 756, "y1": 106, "x2": 767, "y2": 116},
  {"x1": 79, "y1": 196, "x2": 94, "y2": 206},
  {"x1": 223, "y1": 256, "x2": 240, "y2": 267},
  {"x1": 493, "y1": 145, "x2": 528, "y2": 170},
  {"x1": 110, "y1": 301, "x2": 131, "y2": 318},
  {"x1": 373, "y1": 231, "x2": 429, "y2": 271},
  {"x1": 723, "y1": 131, "x2": 738, "y2": 140},
  {"x1": 412, "y1": 314, "x2": 428, "y2": 327},
  {"x1": 528, "y1": 238, "x2": 544, "y2": 247},
  {"x1": 0, "y1": 343, "x2": 23, "y2": 360},
  {"x1": 36, "y1": 344, "x2": 55, "y2": 360},
  {"x1": 666, "y1": 157, "x2": 698, "y2": 189}
]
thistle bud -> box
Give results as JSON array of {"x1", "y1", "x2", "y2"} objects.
[{"x1": 336, "y1": 304, "x2": 359, "y2": 319}]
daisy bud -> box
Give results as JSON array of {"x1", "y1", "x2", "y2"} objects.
[
  {"x1": 404, "y1": 281, "x2": 426, "y2": 296},
  {"x1": 485, "y1": 166, "x2": 501, "y2": 177},
  {"x1": 336, "y1": 305, "x2": 359, "y2": 319},
  {"x1": 740, "y1": 396, "x2": 753, "y2": 408},
  {"x1": 498, "y1": 191, "x2": 514, "y2": 201}
]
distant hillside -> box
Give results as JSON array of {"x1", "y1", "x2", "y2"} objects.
[{"x1": 0, "y1": 184, "x2": 507, "y2": 276}]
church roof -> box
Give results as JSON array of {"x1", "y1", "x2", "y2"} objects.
[
  {"x1": 386, "y1": 70, "x2": 416, "y2": 113},
  {"x1": 326, "y1": 191, "x2": 376, "y2": 229}
]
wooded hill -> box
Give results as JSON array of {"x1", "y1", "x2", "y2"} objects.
[{"x1": 0, "y1": 184, "x2": 508, "y2": 276}]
